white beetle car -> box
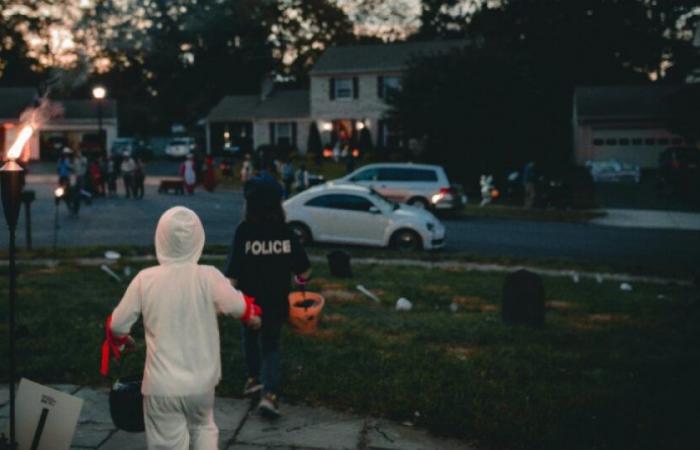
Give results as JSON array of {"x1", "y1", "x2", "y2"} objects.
[{"x1": 284, "y1": 183, "x2": 446, "y2": 251}]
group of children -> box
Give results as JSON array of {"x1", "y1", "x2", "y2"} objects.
[
  {"x1": 106, "y1": 170, "x2": 310, "y2": 449},
  {"x1": 57, "y1": 148, "x2": 146, "y2": 215}
]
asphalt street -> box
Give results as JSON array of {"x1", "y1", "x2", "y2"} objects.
[{"x1": 1, "y1": 181, "x2": 698, "y2": 272}]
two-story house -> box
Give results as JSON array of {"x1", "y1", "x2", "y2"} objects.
[
  {"x1": 309, "y1": 39, "x2": 466, "y2": 151},
  {"x1": 205, "y1": 40, "x2": 466, "y2": 155}
]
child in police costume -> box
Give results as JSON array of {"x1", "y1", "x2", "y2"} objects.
[{"x1": 224, "y1": 175, "x2": 311, "y2": 418}]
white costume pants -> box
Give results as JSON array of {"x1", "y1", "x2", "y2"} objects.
[{"x1": 144, "y1": 390, "x2": 218, "y2": 450}]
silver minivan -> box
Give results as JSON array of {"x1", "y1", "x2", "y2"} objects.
[{"x1": 336, "y1": 163, "x2": 466, "y2": 211}]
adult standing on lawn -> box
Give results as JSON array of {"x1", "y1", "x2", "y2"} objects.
[
  {"x1": 134, "y1": 157, "x2": 146, "y2": 199},
  {"x1": 121, "y1": 152, "x2": 136, "y2": 199},
  {"x1": 281, "y1": 159, "x2": 295, "y2": 198},
  {"x1": 224, "y1": 180, "x2": 311, "y2": 418},
  {"x1": 523, "y1": 160, "x2": 537, "y2": 209},
  {"x1": 106, "y1": 206, "x2": 261, "y2": 449}
]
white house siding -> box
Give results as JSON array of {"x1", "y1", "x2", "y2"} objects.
[
  {"x1": 574, "y1": 121, "x2": 687, "y2": 168},
  {"x1": 311, "y1": 73, "x2": 398, "y2": 146},
  {"x1": 253, "y1": 119, "x2": 311, "y2": 153}
]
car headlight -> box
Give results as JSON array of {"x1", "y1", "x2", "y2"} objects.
[{"x1": 426, "y1": 222, "x2": 434, "y2": 231}]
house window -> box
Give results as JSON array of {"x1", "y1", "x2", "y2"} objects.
[
  {"x1": 605, "y1": 138, "x2": 617, "y2": 145},
  {"x1": 335, "y1": 78, "x2": 353, "y2": 99},
  {"x1": 619, "y1": 138, "x2": 630, "y2": 146},
  {"x1": 657, "y1": 138, "x2": 669, "y2": 146},
  {"x1": 593, "y1": 138, "x2": 604, "y2": 146},
  {"x1": 631, "y1": 138, "x2": 642, "y2": 145},
  {"x1": 671, "y1": 138, "x2": 683, "y2": 145},
  {"x1": 379, "y1": 76, "x2": 401, "y2": 98},
  {"x1": 645, "y1": 138, "x2": 656, "y2": 145},
  {"x1": 276, "y1": 122, "x2": 293, "y2": 146}
]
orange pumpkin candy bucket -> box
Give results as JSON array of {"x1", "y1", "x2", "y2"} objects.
[{"x1": 288, "y1": 291, "x2": 325, "y2": 334}]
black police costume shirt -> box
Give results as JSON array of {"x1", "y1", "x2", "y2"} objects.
[{"x1": 224, "y1": 222, "x2": 310, "y2": 322}]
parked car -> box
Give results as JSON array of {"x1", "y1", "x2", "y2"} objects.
[
  {"x1": 657, "y1": 146, "x2": 700, "y2": 200},
  {"x1": 165, "y1": 137, "x2": 196, "y2": 158},
  {"x1": 585, "y1": 159, "x2": 641, "y2": 183},
  {"x1": 335, "y1": 163, "x2": 466, "y2": 211},
  {"x1": 284, "y1": 183, "x2": 445, "y2": 251},
  {"x1": 111, "y1": 138, "x2": 154, "y2": 160}
]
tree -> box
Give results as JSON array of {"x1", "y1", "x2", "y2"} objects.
[
  {"x1": 358, "y1": 127, "x2": 373, "y2": 154},
  {"x1": 271, "y1": 0, "x2": 355, "y2": 82},
  {"x1": 666, "y1": 84, "x2": 700, "y2": 143},
  {"x1": 307, "y1": 122, "x2": 323, "y2": 157},
  {"x1": 387, "y1": 42, "x2": 541, "y2": 186}
]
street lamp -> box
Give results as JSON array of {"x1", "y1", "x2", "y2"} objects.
[
  {"x1": 0, "y1": 124, "x2": 32, "y2": 450},
  {"x1": 92, "y1": 86, "x2": 107, "y2": 154}
]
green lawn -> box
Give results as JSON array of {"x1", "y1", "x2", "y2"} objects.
[{"x1": 1, "y1": 259, "x2": 698, "y2": 449}]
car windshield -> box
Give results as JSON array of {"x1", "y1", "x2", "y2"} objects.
[{"x1": 369, "y1": 188, "x2": 398, "y2": 210}]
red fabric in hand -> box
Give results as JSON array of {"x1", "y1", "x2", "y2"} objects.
[
  {"x1": 99, "y1": 315, "x2": 130, "y2": 376},
  {"x1": 240, "y1": 294, "x2": 261, "y2": 324}
]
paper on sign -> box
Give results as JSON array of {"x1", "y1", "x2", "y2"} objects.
[{"x1": 10, "y1": 378, "x2": 83, "y2": 450}]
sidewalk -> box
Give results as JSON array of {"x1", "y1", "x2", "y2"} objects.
[
  {"x1": 0, "y1": 384, "x2": 472, "y2": 450},
  {"x1": 592, "y1": 208, "x2": 700, "y2": 231}
]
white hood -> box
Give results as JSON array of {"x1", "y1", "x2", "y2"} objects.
[{"x1": 155, "y1": 206, "x2": 205, "y2": 265}]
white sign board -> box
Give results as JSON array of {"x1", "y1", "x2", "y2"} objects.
[{"x1": 9, "y1": 379, "x2": 83, "y2": 450}]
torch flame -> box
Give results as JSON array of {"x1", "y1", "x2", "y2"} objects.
[{"x1": 7, "y1": 125, "x2": 34, "y2": 160}]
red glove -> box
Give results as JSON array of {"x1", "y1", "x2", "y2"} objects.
[
  {"x1": 99, "y1": 315, "x2": 131, "y2": 376},
  {"x1": 240, "y1": 294, "x2": 262, "y2": 324}
]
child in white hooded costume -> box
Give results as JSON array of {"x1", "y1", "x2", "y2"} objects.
[{"x1": 109, "y1": 206, "x2": 260, "y2": 450}]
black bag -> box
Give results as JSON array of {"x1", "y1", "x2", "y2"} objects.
[
  {"x1": 109, "y1": 373, "x2": 145, "y2": 432},
  {"x1": 327, "y1": 250, "x2": 352, "y2": 277},
  {"x1": 502, "y1": 269, "x2": 545, "y2": 327}
]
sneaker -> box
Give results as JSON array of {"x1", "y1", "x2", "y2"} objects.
[
  {"x1": 258, "y1": 393, "x2": 280, "y2": 419},
  {"x1": 242, "y1": 377, "x2": 262, "y2": 397}
]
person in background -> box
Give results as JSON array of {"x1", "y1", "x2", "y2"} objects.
[
  {"x1": 57, "y1": 147, "x2": 73, "y2": 187},
  {"x1": 71, "y1": 149, "x2": 89, "y2": 213},
  {"x1": 523, "y1": 160, "x2": 537, "y2": 209},
  {"x1": 180, "y1": 153, "x2": 197, "y2": 195},
  {"x1": 107, "y1": 154, "x2": 118, "y2": 196},
  {"x1": 281, "y1": 159, "x2": 295, "y2": 199},
  {"x1": 224, "y1": 181, "x2": 311, "y2": 419},
  {"x1": 295, "y1": 164, "x2": 309, "y2": 193},
  {"x1": 121, "y1": 152, "x2": 136, "y2": 199},
  {"x1": 89, "y1": 157, "x2": 104, "y2": 197},
  {"x1": 105, "y1": 206, "x2": 261, "y2": 449},
  {"x1": 203, "y1": 155, "x2": 217, "y2": 192},
  {"x1": 240, "y1": 154, "x2": 252, "y2": 183},
  {"x1": 134, "y1": 157, "x2": 146, "y2": 199}
]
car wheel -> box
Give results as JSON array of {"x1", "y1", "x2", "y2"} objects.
[
  {"x1": 407, "y1": 197, "x2": 430, "y2": 210},
  {"x1": 289, "y1": 222, "x2": 312, "y2": 246},
  {"x1": 391, "y1": 229, "x2": 422, "y2": 252}
]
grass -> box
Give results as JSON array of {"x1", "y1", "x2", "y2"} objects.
[
  {"x1": 2, "y1": 242, "x2": 695, "y2": 281},
  {"x1": 1, "y1": 259, "x2": 698, "y2": 449}
]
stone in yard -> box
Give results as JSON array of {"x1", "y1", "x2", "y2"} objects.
[
  {"x1": 366, "y1": 419, "x2": 473, "y2": 450},
  {"x1": 235, "y1": 403, "x2": 364, "y2": 449}
]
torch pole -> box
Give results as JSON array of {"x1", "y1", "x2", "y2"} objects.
[
  {"x1": 1, "y1": 160, "x2": 23, "y2": 450},
  {"x1": 7, "y1": 226, "x2": 16, "y2": 448}
]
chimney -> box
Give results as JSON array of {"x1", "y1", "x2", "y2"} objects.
[{"x1": 260, "y1": 74, "x2": 274, "y2": 101}]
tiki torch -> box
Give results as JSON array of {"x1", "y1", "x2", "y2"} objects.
[{"x1": 1, "y1": 124, "x2": 32, "y2": 449}]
